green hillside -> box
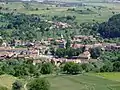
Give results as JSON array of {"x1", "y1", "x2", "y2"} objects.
[{"x1": 0, "y1": 73, "x2": 120, "y2": 90}]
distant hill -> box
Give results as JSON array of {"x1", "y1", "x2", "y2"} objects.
[
  {"x1": 0, "y1": 0, "x2": 22, "y2": 2},
  {"x1": 0, "y1": 0, "x2": 120, "y2": 3}
]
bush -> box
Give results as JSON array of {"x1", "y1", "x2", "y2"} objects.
[
  {"x1": 63, "y1": 62, "x2": 82, "y2": 74},
  {"x1": 41, "y1": 62, "x2": 53, "y2": 74},
  {"x1": 27, "y1": 78, "x2": 50, "y2": 90},
  {"x1": 81, "y1": 63, "x2": 94, "y2": 72},
  {"x1": 12, "y1": 80, "x2": 22, "y2": 90}
]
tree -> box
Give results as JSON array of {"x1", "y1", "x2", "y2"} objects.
[
  {"x1": 27, "y1": 78, "x2": 50, "y2": 90},
  {"x1": 98, "y1": 14, "x2": 120, "y2": 38},
  {"x1": 41, "y1": 63, "x2": 53, "y2": 74},
  {"x1": 50, "y1": 47, "x2": 55, "y2": 55},
  {"x1": 100, "y1": 60, "x2": 113, "y2": 72},
  {"x1": 90, "y1": 47, "x2": 102, "y2": 59},
  {"x1": 0, "y1": 6, "x2": 2, "y2": 10},
  {"x1": 55, "y1": 48, "x2": 66, "y2": 58},
  {"x1": 63, "y1": 62, "x2": 82, "y2": 74},
  {"x1": 12, "y1": 80, "x2": 22, "y2": 90},
  {"x1": 81, "y1": 63, "x2": 94, "y2": 72},
  {"x1": 70, "y1": 63, "x2": 82, "y2": 74},
  {"x1": 65, "y1": 39, "x2": 71, "y2": 49},
  {"x1": 0, "y1": 39, "x2": 3, "y2": 46},
  {"x1": 113, "y1": 61, "x2": 120, "y2": 72},
  {"x1": 36, "y1": 8, "x2": 38, "y2": 11}
]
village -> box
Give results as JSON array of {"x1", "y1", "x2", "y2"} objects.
[{"x1": 0, "y1": 34, "x2": 120, "y2": 66}]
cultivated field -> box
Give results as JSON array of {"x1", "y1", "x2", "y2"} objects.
[
  {"x1": 47, "y1": 74, "x2": 120, "y2": 90},
  {"x1": 0, "y1": 2, "x2": 120, "y2": 23},
  {"x1": 93, "y1": 72, "x2": 120, "y2": 82},
  {"x1": 1, "y1": 73, "x2": 120, "y2": 90}
]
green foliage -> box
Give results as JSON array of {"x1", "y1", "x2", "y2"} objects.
[
  {"x1": 81, "y1": 63, "x2": 94, "y2": 72},
  {"x1": 0, "y1": 59, "x2": 40, "y2": 77},
  {"x1": 98, "y1": 14, "x2": 120, "y2": 38},
  {"x1": 113, "y1": 61, "x2": 120, "y2": 72},
  {"x1": 0, "y1": 39, "x2": 3, "y2": 46},
  {"x1": 63, "y1": 62, "x2": 82, "y2": 74},
  {"x1": 27, "y1": 78, "x2": 50, "y2": 90},
  {"x1": 65, "y1": 39, "x2": 71, "y2": 49},
  {"x1": 41, "y1": 62, "x2": 53, "y2": 74},
  {"x1": 55, "y1": 48, "x2": 66, "y2": 58},
  {"x1": 100, "y1": 60, "x2": 113, "y2": 72},
  {"x1": 55, "y1": 47, "x2": 83, "y2": 58},
  {"x1": 52, "y1": 15, "x2": 76, "y2": 22},
  {"x1": 100, "y1": 51, "x2": 120, "y2": 62},
  {"x1": 90, "y1": 47, "x2": 102, "y2": 59},
  {"x1": 12, "y1": 80, "x2": 22, "y2": 90},
  {"x1": 67, "y1": 8, "x2": 96, "y2": 14},
  {"x1": 0, "y1": 13, "x2": 52, "y2": 41}
]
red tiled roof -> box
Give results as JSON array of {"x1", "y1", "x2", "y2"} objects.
[{"x1": 72, "y1": 44, "x2": 84, "y2": 49}]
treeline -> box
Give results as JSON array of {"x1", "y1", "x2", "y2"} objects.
[
  {"x1": 0, "y1": 13, "x2": 53, "y2": 41},
  {"x1": 55, "y1": 47, "x2": 84, "y2": 58},
  {"x1": 67, "y1": 8, "x2": 97, "y2": 14},
  {"x1": 0, "y1": 59, "x2": 53, "y2": 77}
]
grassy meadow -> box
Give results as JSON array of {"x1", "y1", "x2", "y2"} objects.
[
  {"x1": 47, "y1": 74, "x2": 120, "y2": 90},
  {"x1": 0, "y1": 75, "x2": 17, "y2": 90},
  {"x1": 93, "y1": 72, "x2": 120, "y2": 82},
  {"x1": 0, "y1": 73, "x2": 120, "y2": 90}
]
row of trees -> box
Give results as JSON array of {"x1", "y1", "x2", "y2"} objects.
[
  {"x1": 55, "y1": 47, "x2": 83, "y2": 58},
  {"x1": 0, "y1": 59, "x2": 53, "y2": 77},
  {"x1": 11, "y1": 78, "x2": 50, "y2": 90}
]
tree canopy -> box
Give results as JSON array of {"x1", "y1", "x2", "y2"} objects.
[
  {"x1": 27, "y1": 78, "x2": 50, "y2": 90},
  {"x1": 98, "y1": 14, "x2": 120, "y2": 38}
]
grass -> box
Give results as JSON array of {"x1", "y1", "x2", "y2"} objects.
[
  {"x1": 92, "y1": 72, "x2": 120, "y2": 82},
  {"x1": 46, "y1": 73, "x2": 120, "y2": 90},
  {"x1": 0, "y1": 73, "x2": 120, "y2": 90},
  {"x1": 0, "y1": 74, "x2": 25, "y2": 90},
  {"x1": 0, "y1": 74, "x2": 16, "y2": 90}
]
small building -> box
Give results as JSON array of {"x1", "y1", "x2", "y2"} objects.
[{"x1": 79, "y1": 51, "x2": 91, "y2": 60}]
